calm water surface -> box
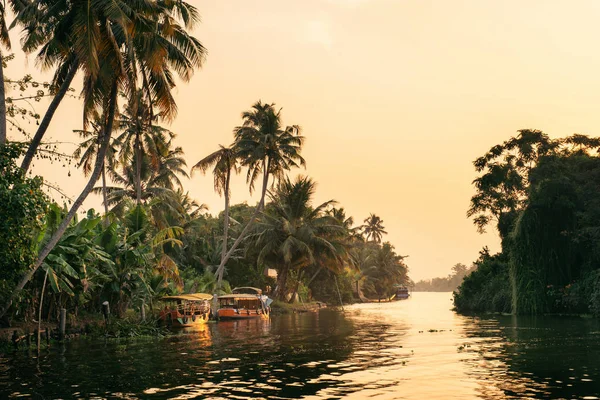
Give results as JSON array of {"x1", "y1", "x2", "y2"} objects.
[{"x1": 1, "y1": 292, "x2": 600, "y2": 399}]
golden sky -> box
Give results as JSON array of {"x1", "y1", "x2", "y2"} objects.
[{"x1": 10, "y1": 1, "x2": 600, "y2": 281}]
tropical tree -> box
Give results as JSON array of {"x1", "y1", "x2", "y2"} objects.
[
  {"x1": 0, "y1": 144, "x2": 48, "y2": 315},
  {"x1": 115, "y1": 90, "x2": 176, "y2": 204},
  {"x1": 99, "y1": 137, "x2": 188, "y2": 216},
  {"x1": 73, "y1": 111, "x2": 119, "y2": 217},
  {"x1": 467, "y1": 129, "x2": 558, "y2": 237},
  {"x1": 214, "y1": 101, "x2": 305, "y2": 286},
  {"x1": 363, "y1": 242, "x2": 408, "y2": 300},
  {"x1": 191, "y1": 145, "x2": 240, "y2": 283},
  {"x1": 14, "y1": 0, "x2": 206, "y2": 173},
  {"x1": 361, "y1": 213, "x2": 387, "y2": 243},
  {"x1": 251, "y1": 176, "x2": 347, "y2": 300},
  {"x1": 0, "y1": 0, "x2": 205, "y2": 318}
]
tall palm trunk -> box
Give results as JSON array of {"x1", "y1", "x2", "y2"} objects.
[
  {"x1": 21, "y1": 60, "x2": 78, "y2": 173},
  {"x1": 274, "y1": 263, "x2": 290, "y2": 301},
  {"x1": 135, "y1": 133, "x2": 142, "y2": 204},
  {"x1": 217, "y1": 166, "x2": 231, "y2": 283},
  {"x1": 0, "y1": 50, "x2": 6, "y2": 147},
  {"x1": 0, "y1": 80, "x2": 119, "y2": 319},
  {"x1": 101, "y1": 162, "x2": 109, "y2": 224},
  {"x1": 306, "y1": 266, "x2": 323, "y2": 287},
  {"x1": 288, "y1": 270, "x2": 304, "y2": 304},
  {"x1": 215, "y1": 158, "x2": 270, "y2": 286}
]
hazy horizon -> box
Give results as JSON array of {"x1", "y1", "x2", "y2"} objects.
[{"x1": 9, "y1": 0, "x2": 600, "y2": 281}]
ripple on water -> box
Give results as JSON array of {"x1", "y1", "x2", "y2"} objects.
[{"x1": 2, "y1": 293, "x2": 600, "y2": 399}]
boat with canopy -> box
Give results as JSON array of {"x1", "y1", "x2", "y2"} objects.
[
  {"x1": 159, "y1": 293, "x2": 213, "y2": 328},
  {"x1": 217, "y1": 287, "x2": 271, "y2": 320}
]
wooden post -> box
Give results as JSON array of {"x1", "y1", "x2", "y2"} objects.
[
  {"x1": 59, "y1": 308, "x2": 66, "y2": 341},
  {"x1": 101, "y1": 301, "x2": 110, "y2": 329},
  {"x1": 11, "y1": 330, "x2": 18, "y2": 349}
]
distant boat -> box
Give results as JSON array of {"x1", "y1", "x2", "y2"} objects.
[
  {"x1": 159, "y1": 293, "x2": 213, "y2": 328},
  {"x1": 394, "y1": 284, "x2": 410, "y2": 300},
  {"x1": 217, "y1": 287, "x2": 271, "y2": 320}
]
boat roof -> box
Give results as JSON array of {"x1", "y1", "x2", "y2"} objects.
[
  {"x1": 232, "y1": 286, "x2": 262, "y2": 294},
  {"x1": 161, "y1": 293, "x2": 213, "y2": 301},
  {"x1": 218, "y1": 293, "x2": 262, "y2": 300}
]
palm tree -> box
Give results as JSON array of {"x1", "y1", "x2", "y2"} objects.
[
  {"x1": 115, "y1": 90, "x2": 177, "y2": 204},
  {"x1": 214, "y1": 101, "x2": 306, "y2": 286},
  {"x1": 252, "y1": 176, "x2": 347, "y2": 300},
  {"x1": 1, "y1": 1, "x2": 204, "y2": 318},
  {"x1": 191, "y1": 145, "x2": 240, "y2": 283},
  {"x1": 14, "y1": 0, "x2": 206, "y2": 173},
  {"x1": 73, "y1": 111, "x2": 119, "y2": 218},
  {"x1": 365, "y1": 242, "x2": 408, "y2": 300},
  {"x1": 361, "y1": 213, "x2": 388, "y2": 243},
  {"x1": 98, "y1": 138, "x2": 188, "y2": 216}
]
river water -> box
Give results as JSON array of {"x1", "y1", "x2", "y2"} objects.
[{"x1": 1, "y1": 292, "x2": 600, "y2": 399}]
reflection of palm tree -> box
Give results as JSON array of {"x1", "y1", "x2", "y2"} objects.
[
  {"x1": 361, "y1": 213, "x2": 387, "y2": 243},
  {"x1": 252, "y1": 176, "x2": 347, "y2": 300},
  {"x1": 215, "y1": 101, "x2": 305, "y2": 286},
  {"x1": 192, "y1": 145, "x2": 240, "y2": 283}
]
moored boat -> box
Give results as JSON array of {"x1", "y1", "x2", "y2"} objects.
[
  {"x1": 217, "y1": 287, "x2": 271, "y2": 320},
  {"x1": 159, "y1": 293, "x2": 213, "y2": 328},
  {"x1": 394, "y1": 284, "x2": 410, "y2": 300}
]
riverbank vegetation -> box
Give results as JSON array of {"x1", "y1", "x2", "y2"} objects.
[
  {"x1": 455, "y1": 130, "x2": 600, "y2": 316},
  {"x1": 414, "y1": 263, "x2": 473, "y2": 292},
  {"x1": 0, "y1": 2, "x2": 410, "y2": 330}
]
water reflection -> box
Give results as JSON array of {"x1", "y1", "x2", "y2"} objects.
[{"x1": 1, "y1": 293, "x2": 600, "y2": 398}]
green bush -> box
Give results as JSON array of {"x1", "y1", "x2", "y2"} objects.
[
  {"x1": 0, "y1": 144, "x2": 49, "y2": 311},
  {"x1": 453, "y1": 253, "x2": 511, "y2": 313}
]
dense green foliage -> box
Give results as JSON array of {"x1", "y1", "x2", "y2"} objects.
[
  {"x1": 0, "y1": 144, "x2": 48, "y2": 310},
  {"x1": 456, "y1": 130, "x2": 600, "y2": 316},
  {"x1": 0, "y1": 2, "x2": 411, "y2": 327}
]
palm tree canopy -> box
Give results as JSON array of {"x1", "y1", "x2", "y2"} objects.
[
  {"x1": 191, "y1": 145, "x2": 240, "y2": 196},
  {"x1": 12, "y1": 0, "x2": 205, "y2": 123},
  {"x1": 252, "y1": 176, "x2": 347, "y2": 269},
  {"x1": 361, "y1": 213, "x2": 388, "y2": 243},
  {"x1": 234, "y1": 101, "x2": 306, "y2": 193}
]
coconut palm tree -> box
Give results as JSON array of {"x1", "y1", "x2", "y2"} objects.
[
  {"x1": 191, "y1": 145, "x2": 240, "y2": 283},
  {"x1": 0, "y1": 1, "x2": 204, "y2": 318},
  {"x1": 98, "y1": 138, "x2": 188, "y2": 216},
  {"x1": 115, "y1": 90, "x2": 177, "y2": 204},
  {"x1": 251, "y1": 176, "x2": 347, "y2": 300},
  {"x1": 361, "y1": 213, "x2": 387, "y2": 243},
  {"x1": 14, "y1": 0, "x2": 206, "y2": 173},
  {"x1": 73, "y1": 111, "x2": 119, "y2": 217},
  {"x1": 214, "y1": 101, "x2": 306, "y2": 286}
]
